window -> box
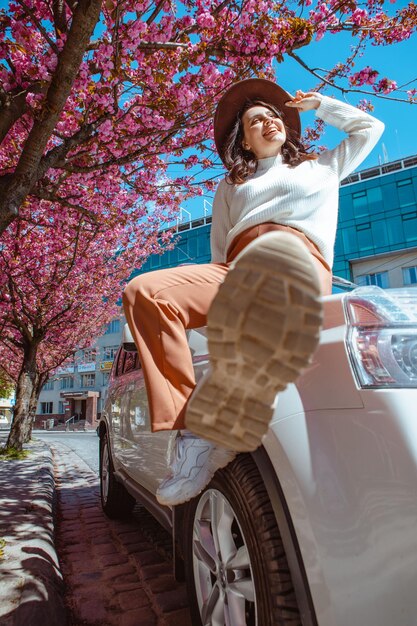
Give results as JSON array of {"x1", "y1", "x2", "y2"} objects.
[
  {"x1": 403, "y1": 215, "x2": 417, "y2": 242},
  {"x1": 338, "y1": 195, "x2": 352, "y2": 222},
  {"x1": 387, "y1": 216, "x2": 404, "y2": 245},
  {"x1": 150, "y1": 254, "x2": 161, "y2": 269},
  {"x1": 103, "y1": 345, "x2": 119, "y2": 360},
  {"x1": 83, "y1": 349, "x2": 96, "y2": 362},
  {"x1": 342, "y1": 227, "x2": 358, "y2": 255},
  {"x1": 81, "y1": 373, "x2": 96, "y2": 387},
  {"x1": 105, "y1": 319, "x2": 120, "y2": 334},
  {"x1": 188, "y1": 235, "x2": 198, "y2": 259},
  {"x1": 102, "y1": 372, "x2": 110, "y2": 386},
  {"x1": 58, "y1": 401, "x2": 65, "y2": 414},
  {"x1": 124, "y1": 351, "x2": 139, "y2": 374},
  {"x1": 177, "y1": 240, "x2": 189, "y2": 262},
  {"x1": 361, "y1": 167, "x2": 380, "y2": 180},
  {"x1": 41, "y1": 402, "x2": 53, "y2": 414},
  {"x1": 403, "y1": 266, "x2": 417, "y2": 285},
  {"x1": 371, "y1": 220, "x2": 389, "y2": 248},
  {"x1": 352, "y1": 190, "x2": 368, "y2": 218},
  {"x1": 43, "y1": 380, "x2": 54, "y2": 391},
  {"x1": 60, "y1": 376, "x2": 74, "y2": 390},
  {"x1": 367, "y1": 187, "x2": 383, "y2": 215},
  {"x1": 356, "y1": 223, "x2": 373, "y2": 251},
  {"x1": 397, "y1": 178, "x2": 415, "y2": 207},
  {"x1": 382, "y1": 162, "x2": 402, "y2": 174},
  {"x1": 356, "y1": 271, "x2": 389, "y2": 288},
  {"x1": 169, "y1": 249, "x2": 178, "y2": 265},
  {"x1": 382, "y1": 183, "x2": 399, "y2": 211},
  {"x1": 113, "y1": 350, "x2": 140, "y2": 377},
  {"x1": 115, "y1": 351, "x2": 125, "y2": 378},
  {"x1": 397, "y1": 178, "x2": 412, "y2": 187}
]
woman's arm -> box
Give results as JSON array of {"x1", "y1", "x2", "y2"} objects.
[
  {"x1": 210, "y1": 178, "x2": 233, "y2": 263},
  {"x1": 286, "y1": 91, "x2": 385, "y2": 180}
]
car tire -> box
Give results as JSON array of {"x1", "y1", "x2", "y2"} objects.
[
  {"x1": 100, "y1": 433, "x2": 135, "y2": 519},
  {"x1": 182, "y1": 454, "x2": 302, "y2": 626}
]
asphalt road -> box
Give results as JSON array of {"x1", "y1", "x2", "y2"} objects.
[{"x1": 35, "y1": 431, "x2": 100, "y2": 474}]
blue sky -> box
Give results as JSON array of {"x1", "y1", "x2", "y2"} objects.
[{"x1": 279, "y1": 29, "x2": 417, "y2": 168}]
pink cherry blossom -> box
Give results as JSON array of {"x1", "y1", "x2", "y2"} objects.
[{"x1": 349, "y1": 67, "x2": 379, "y2": 87}]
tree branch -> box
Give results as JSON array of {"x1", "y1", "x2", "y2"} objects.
[
  {"x1": 0, "y1": 82, "x2": 47, "y2": 144},
  {"x1": 32, "y1": 189, "x2": 99, "y2": 224},
  {"x1": 288, "y1": 51, "x2": 417, "y2": 103},
  {"x1": 146, "y1": 0, "x2": 165, "y2": 25},
  {"x1": 53, "y1": 0, "x2": 69, "y2": 35},
  {"x1": 40, "y1": 114, "x2": 112, "y2": 177},
  {"x1": 0, "y1": 0, "x2": 102, "y2": 234},
  {"x1": 15, "y1": 0, "x2": 60, "y2": 53}
]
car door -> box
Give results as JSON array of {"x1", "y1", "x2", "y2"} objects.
[{"x1": 109, "y1": 328, "x2": 210, "y2": 496}]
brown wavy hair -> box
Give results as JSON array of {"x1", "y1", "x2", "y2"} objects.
[{"x1": 223, "y1": 99, "x2": 318, "y2": 185}]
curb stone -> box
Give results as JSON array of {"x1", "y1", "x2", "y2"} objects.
[{"x1": 0, "y1": 438, "x2": 67, "y2": 626}]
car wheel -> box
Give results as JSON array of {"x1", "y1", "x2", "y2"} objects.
[
  {"x1": 100, "y1": 433, "x2": 135, "y2": 519},
  {"x1": 183, "y1": 454, "x2": 302, "y2": 626}
]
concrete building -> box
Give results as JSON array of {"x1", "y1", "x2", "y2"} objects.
[
  {"x1": 35, "y1": 318, "x2": 121, "y2": 427},
  {"x1": 36, "y1": 155, "x2": 417, "y2": 424},
  {"x1": 0, "y1": 390, "x2": 14, "y2": 427}
]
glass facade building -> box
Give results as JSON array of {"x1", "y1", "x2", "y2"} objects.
[
  {"x1": 141, "y1": 155, "x2": 417, "y2": 287},
  {"x1": 140, "y1": 216, "x2": 213, "y2": 274},
  {"x1": 35, "y1": 319, "x2": 122, "y2": 426},
  {"x1": 334, "y1": 155, "x2": 417, "y2": 282}
]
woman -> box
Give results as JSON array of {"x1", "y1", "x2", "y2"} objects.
[{"x1": 123, "y1": 78, "x2": 384, "y2": 506}]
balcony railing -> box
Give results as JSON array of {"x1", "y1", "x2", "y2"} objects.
[{"x1": 341, "y1": 155, "x2": 417, "y2": 186}]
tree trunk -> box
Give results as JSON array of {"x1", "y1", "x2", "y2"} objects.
[
  {"x1": 6, "y1": 347, "x2": 39, "y2": 451},
  {"x1": 27, "y1": 374, "x2": 46, "y2": 441}
]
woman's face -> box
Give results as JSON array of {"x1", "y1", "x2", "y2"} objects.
[{"x1": 241, "y1": 105, "x2": 286, "y2": 159}]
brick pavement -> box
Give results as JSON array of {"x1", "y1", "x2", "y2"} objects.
[{"x1": 51, "y1": 442, "x2": 192, "y2": 626}]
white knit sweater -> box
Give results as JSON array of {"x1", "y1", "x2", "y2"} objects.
[{"x1": 210, "y1": 95, "x2": 385, "y2": 267}]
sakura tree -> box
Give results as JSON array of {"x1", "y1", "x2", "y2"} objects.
[
  {"x1": 0, "y1": 197, "x2": 171, "y2": 450},
  {"x1": 1, "y1": 0, "x2": 416, "y2": 234}
]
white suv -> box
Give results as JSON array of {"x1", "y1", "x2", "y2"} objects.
[{"x1": 98, "y1": 280, "x2": 417, "y2": 626}]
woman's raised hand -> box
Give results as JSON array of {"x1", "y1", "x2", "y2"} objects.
[{"x1": 285, "y1": 90, "x2": 322, "y2": 112}]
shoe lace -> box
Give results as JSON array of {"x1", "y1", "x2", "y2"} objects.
[
  {"x1": 167, "y1": 432, "x2": 210, "y2": 475},
  {"x1": 167, "y1": 433, "x2": 188, "y2": 473}
]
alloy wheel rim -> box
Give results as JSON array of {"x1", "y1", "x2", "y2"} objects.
[{"x1": 192, "y1": 488, "x2": 257, "y2": 626}]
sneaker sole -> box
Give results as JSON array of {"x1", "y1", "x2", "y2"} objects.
[{"x1": 185, "y1": 231, "x2": 323, "y2": 452}]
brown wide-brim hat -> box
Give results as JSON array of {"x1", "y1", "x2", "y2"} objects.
[{"x1": 214, "y1": 78, "x2": 301, "y2": 164}]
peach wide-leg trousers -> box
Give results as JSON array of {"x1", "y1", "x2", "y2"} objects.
[{"x1": 122, "y1": 224, "x2": 332, "y2": 432}]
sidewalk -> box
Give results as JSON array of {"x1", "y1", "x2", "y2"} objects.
[
  {"x1": 52, "y1": 441, "x2": 191, "y2": 626},
  {"x1": 0, "y1": 438, "x2": 68, "y2": 626}
]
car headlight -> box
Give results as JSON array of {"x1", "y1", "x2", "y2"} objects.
[{"x1": 344, "y1": 287, "x2": 417, "y2": 388}]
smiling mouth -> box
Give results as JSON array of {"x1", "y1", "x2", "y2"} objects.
[{"x1": 263, "y1": 129, "x2": 279, "y2": 138}]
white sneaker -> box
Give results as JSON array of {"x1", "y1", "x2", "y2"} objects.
[
  {"x1": 185, "y1": 231, "x2": 323, "y2": 452},
  {"x1": 156, "y1": 431, "x2": 236, "y2": 506}
]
